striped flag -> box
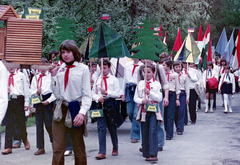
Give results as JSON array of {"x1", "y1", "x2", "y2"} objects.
[
  {"x1": 232, "y1": 29, "x2": 240, "y2": 70},
  {"x1": 101, "y1": 14, "x2": 109, "y2": 20}
]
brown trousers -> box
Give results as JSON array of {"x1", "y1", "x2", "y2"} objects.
[{"x1": 52, "y1": 105, "x2": 87, "y2": 165}]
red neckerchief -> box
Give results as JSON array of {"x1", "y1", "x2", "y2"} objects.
[
  {"x1": 166, "y1": 72, "x2": 170, "y2": 82},
  {"x1": 102, "y1": 76, "x2": 109, "y2": 91},
  {"x1": 178, "y1": 73, "x2": 182, "y2": 83},
  {"x1": 8, "y1": 73, "x2": 14, "y2": 87},
  {"x1": 37, "y1": 74, "x2": 46, "y2": 88},
  {"x1": 64, "y1": 65, "x2": 75, "y2": 91},
  {"x1": 132, "y1": 64, "x2": 139, "y2": 76}
]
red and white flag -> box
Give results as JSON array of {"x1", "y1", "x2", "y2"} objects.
[
  {"x1": 102, "y1": 14, "x2": 109, "y2": 20},
  {"x1": 163, "y1": 31, "x2": 167, "y2": 45}
]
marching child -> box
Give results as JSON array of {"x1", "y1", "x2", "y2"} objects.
[
  {"x1": 162, "y1": 59, "x2": 180, "y2": 140},
  {"x1": 203, "y1": 61, "x2": 218, "y2": 113},
  {"x1": 218, "y1": 65, "x2": 235, "y2": 113},
  {"x1": 31, "y1": 68, "x2": 56, "y2": 155},
  {"x1": 173, "y1": 61, "x2": 189, "y2": 135},
  {"x1": 2, "y1": 66, "x2": 30, "y2": 155},
  {"x1": 134, "y1": 63, "x2": 162, "y2": 161},
  {"x1": 92, "y1": 59, "x2": 122, "y2": 160}
]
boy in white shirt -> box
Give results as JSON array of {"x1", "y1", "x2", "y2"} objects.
[
  {"x1": 92, "y1": 59, "x2": 123, "y2": 160},
  {"x1": 2, "y1": 67, "x2": 30, "y2": 155}
]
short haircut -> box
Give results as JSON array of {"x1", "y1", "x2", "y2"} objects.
[
  {"x1": 220, "y1": 58, "x2": 227, "y2": 66},
  {"x1": 163, "y1": 59, "x2": 173, "y2": 69},
  {"x1": 98, "y1": 59, "x2": 111, "y2": 68},
  {"x1": 173, "y1": 60, "x2": 182, "y2": 68},
  {"x1": 207, "y1": 61, "x2": 213, "y2": 68},
  {"x1": 41, "y1": 57, "x2": 49, "y2": 63},
  {"x1": 59, "y1": 40, "x2": 82, "y2": 62},
  {"x1": 224, "y1": 65, "x2": 230, "y2": 70},
  {"x1": 144, "y1": 63, "x2": 155, "y2": 73},
  {"x1": 91, "y1": 62, "x2": 97, "y2": 66},
  {"x1": 159, "y1": 52, "x2": 169, "y2": 59}
]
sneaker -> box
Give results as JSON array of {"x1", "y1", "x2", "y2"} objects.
[
  {"x1": 64, "y1": 150, "x2": 72, "y2": 156},
  {"x1": 229, "y1": 109, "x2": 233, "y2": 113}
]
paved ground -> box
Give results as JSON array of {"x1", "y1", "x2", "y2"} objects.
[{"x1": 1, "y1": 93, "x2": 240, "y2": 165}]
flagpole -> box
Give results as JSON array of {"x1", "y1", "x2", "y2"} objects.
[
  {"x1": 33, "y1": 69, "x2": 43, "y2": 101},
  {"x1": 227, "y1": 51, "x2": 234, "y2": 65}
]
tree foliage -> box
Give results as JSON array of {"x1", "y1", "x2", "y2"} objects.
[{"x1": 0, "y1": 0, "x2": 240, "y2": 58}]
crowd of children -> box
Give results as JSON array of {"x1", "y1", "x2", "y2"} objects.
[{"x1": 0, "y1": 40, "x2": 239, "y2": 164}]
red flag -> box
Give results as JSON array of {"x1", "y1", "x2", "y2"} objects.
[
  {"x1": 237, "y1": 30, "x2": 240, "y2": 67},
  {"x1": 197, "y1": 25, "x2": 203, "y2": 41},
  {"x1": 159, "y1": 24, "x2": 163, "y2": 40},
  {"x1": 88, "y1": 27, "x2": 93, "y2": 33},
  {"x1": 171, "y1": 28, "x2": 182, "y2": 58},
  {"x1": 207, "y1": 25, "x2": 212, "y2": 62},
  {"x1": 163, "y1": 31, "x2": 167, "y2": 45}
]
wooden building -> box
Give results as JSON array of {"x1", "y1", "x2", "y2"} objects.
[{"x1": 0, "y1": 5, "x2": 43, "y2": 65}]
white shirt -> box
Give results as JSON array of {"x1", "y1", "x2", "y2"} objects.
[
  {"x1": 31, "y1": 71, "x2": 56, "y2": 103},
  {"x1": 178, "y1": 72, "x2": 189, "y2": 99},
  {"x1": 187, "y1": 67, "x2": 198, "y2": 89},
  {"x1": 92, "y1": 73, "x2": 120, "y2": 102},
  {"x1": 213, "y1": 64, "x2": 220, "y2": 78},
  {"x1": 0, "y1": 61, "x2": 8, "y2": 123},
  {"x1": 51, "y1": 62, "x2": 92, "y2": 116},
  {"x1": 165, "y1": 70, "x2": 180, "y2": 94},
  {"x1": 134, "y1": 78, "x2": 162, "y2": 104},
  {"x1": 155, "y1": 64, "x2": 170, "y2": 91},
  {"x1": 218, "y1": 73, "x2": 235, "y2": 93},
  {"x1": 8, "y1": 69, "x2": 30, "y2": 106},
  {"x1": 124, "y1": 61, "x2": 143, "y2": 85},
  {"x1": 203, "y1": 69, "x2": 218, "y2": 88}
]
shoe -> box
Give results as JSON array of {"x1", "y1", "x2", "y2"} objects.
[
  {"x1": 209, "y1": 109, "x2": 213, "y2": 113},
  {"x1": 191, "y1": 121, "x2": 196, "y2": 124},
  {"x1": 229, "y1": 109, "x2": 233, "y2": 113},
  {"x1": 12, "y1": 144, "x2": 20, "y2": 148},
  {"x1": 34, "y1": 149, "x2": 45, "y2": 155},
  {"x1": 64, "y1": 150, "x2": 72, "y2": 156},
  {"x1": 166, "y1": 137, "x2": 172, "y2": 140},
  {"x1": 95, "y1": 153, "x2": 106, "y2": 160},
  {"x1": 205, "y1": 109, "x2": 208, "y2": 113},
  {"x1": 139, "y1": 147, "x2": 143, "y2": 152},
  {"x1": 158, "y1": 147, "x2": 163, "y2": 151},
  {"x1": 146, "y1": 156, "x2": 158, "y2": 161},
  {"x1": 24, "y1": 139, "x2": 30, "y2": 150},
  {"x1": 224, "y1": 109, "x2": 228, "y2": 114},
  {"x1": 177, "y1": 132, "x2": 183, "y2": 135},
  {"x1": 2, "y1": 148, "x2": 12, "y2": 155},
  {"x1": 112, "y1": 149, "x2": 118, "y2": 156},
  {"x1": 131, "y1": 139, "x2": 139, "y2": 143},
  {"x1": 222, "y1": 104, "x2": 225, "y2": 107}
]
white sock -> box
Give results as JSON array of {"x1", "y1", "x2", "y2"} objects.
[
  {"x1": 224, "y1": 94, "x2": 228, "y2": 111},
  {"x1": 210, "y1": 100, "x2": 214, "y2": 110},
  {"x1": 228, "y1": 95, "x2": 232, "y2": 111},
  {"x1": 205, "y1": 99, "x2": 209, "y2": 110}
]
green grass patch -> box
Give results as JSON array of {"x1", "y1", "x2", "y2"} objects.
[{"x1": 1, "y1": 116, "x2": 36, "y2": 133}]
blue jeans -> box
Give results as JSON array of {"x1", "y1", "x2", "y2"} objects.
[
  {"x1": 175, "y1": 91, "x2": 186, "y2": 132},
  {"x1": 164, "y1": 92, "x2": 176, "y2": 138},
  {"x1": 66, "y1": 134, "x2": 73, "y2": 150},
  {"x1": 141, "y1": 112, "x2": 158, "y2": 158},
  {"x1": 126, "y1": 101, "x2": 140, "y2": 140},
  {"x1": 97, "y1": 100, "x2": 118, "y2": 154},
  {"x1": 158, "y1": 99, "x2": 165, "y2": 148}
]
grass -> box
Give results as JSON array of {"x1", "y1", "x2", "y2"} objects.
[{"x1": 1, "y1": 116, "x2": 36, "y2": 133}]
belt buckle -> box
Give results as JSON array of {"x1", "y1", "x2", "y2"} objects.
[{"x1": 11, "y1": 94, "x2": 17, "y2": 99}]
